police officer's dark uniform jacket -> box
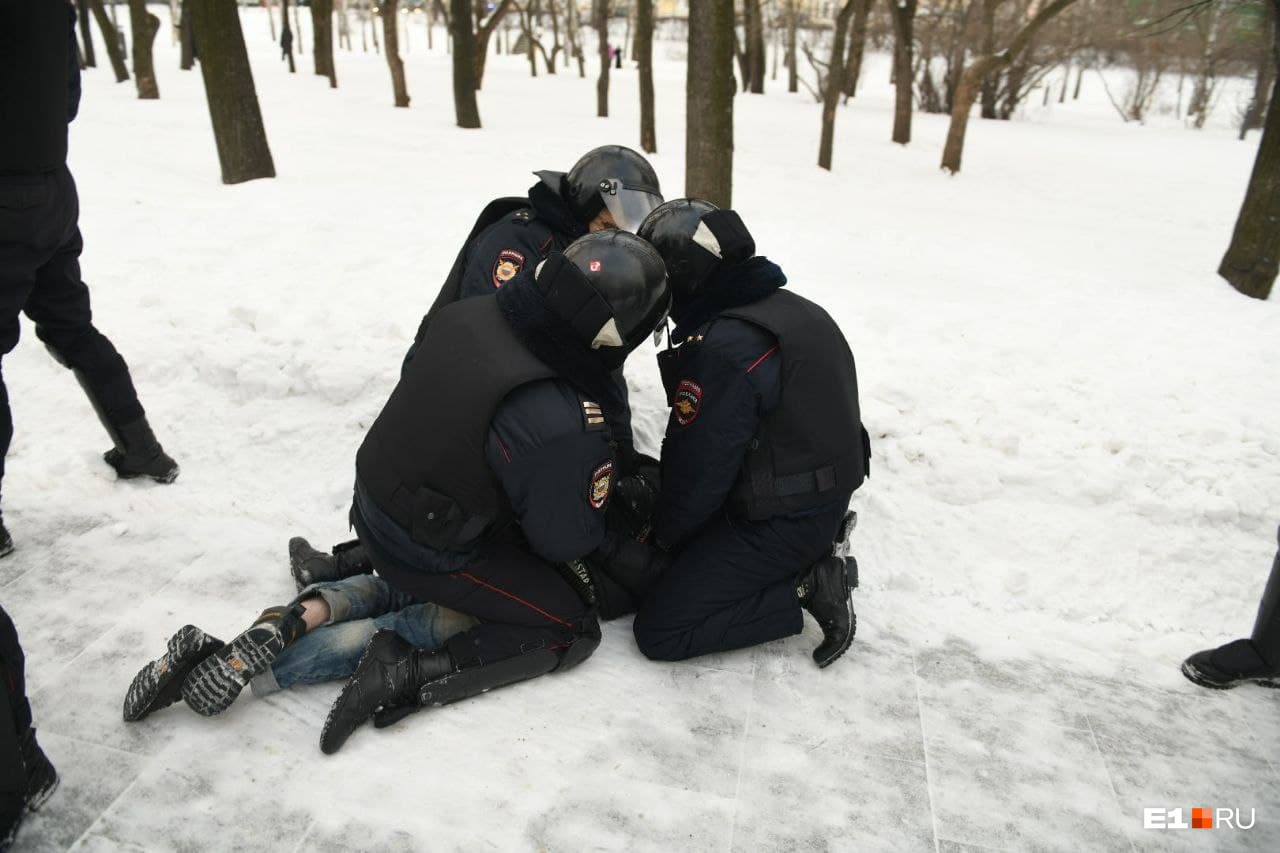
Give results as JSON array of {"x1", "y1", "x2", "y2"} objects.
[{"x1": 630, "y1": 256, "x2": 870, "y2": 662}]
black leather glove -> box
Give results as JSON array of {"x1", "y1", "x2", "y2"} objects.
[{"x1": 610, "y1": 471, "x2": 660, "y2": 542}]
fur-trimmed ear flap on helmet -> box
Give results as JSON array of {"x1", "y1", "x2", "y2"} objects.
[{"x1": 696, "y1": 210, "x2": 755, "y2": 266}]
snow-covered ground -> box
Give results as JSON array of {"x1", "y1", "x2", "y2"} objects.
[{"x1": 3, "y1": 9, "x2": 1278, "y2": 851}]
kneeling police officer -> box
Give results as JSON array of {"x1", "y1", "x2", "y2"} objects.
[
  {"x1": 319, "y1": 230, "x2": 669, "y2": 751},
  {"x1": 597, "y1": 200, "x2": 871, "y2": 667}
]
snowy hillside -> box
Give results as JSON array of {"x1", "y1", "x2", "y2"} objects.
[{"x1": 2, "y1": 9, "x2": 1278, "y2": 851}]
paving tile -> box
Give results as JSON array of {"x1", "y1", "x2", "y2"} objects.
[{"x1": 730, "y1": 737, "x2": 935, "y2": 852}]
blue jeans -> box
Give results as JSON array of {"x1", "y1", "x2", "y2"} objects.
[{"x1": 250, "y1": 574, "x2": 478, "y2": 696}]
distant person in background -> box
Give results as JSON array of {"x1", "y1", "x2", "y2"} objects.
[
  {"x1": 0, "y1": 1, "x2": 178, "y2": 556},
  {"x1": 0, "y1": 605, "x2": 58, "y2": 849},
  {"x1": 1183, "y1": 525, "x2": 1280, "y2": 690},
  {"x1": 288, "y1": 145, "x2": 665, "y2": 586}
]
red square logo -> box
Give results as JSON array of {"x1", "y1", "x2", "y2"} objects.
[
  {"x1": 589, "y1": 260, "x2": 602, "y2": 272},
  {"x1": 1192, "y1": 808, "x2": 1213, "y2": 829}
]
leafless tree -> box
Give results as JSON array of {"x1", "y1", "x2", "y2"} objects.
[
  {"x1": 77, "y1": 0, "x2": 97, "y2": 68},
  {"x1": 90, "y1": 0, "x2": 130, "y2": 82},
  {"x1": 842, "y1": 0, "x2": 875, "y2": 99},
  {"x1": 128, "y1": 0, "x2": 160, "y2": 98},
  {"x1": 890, "y1": 0, "x2": 917, "y2": 144},
  {"x1": 637, "y1": 0, "x2": 656, "y2": 152},
  {"x1": 820, "y1": 1, "x2": 858, "y2": 169},
  {"x1": 180, "y1": 0, "x2": 197, "y2": 69},
  {"x1": 1241, "y1": 1, "x2": 1276, "y2": 137},
  {"x1": 311, "y1": 0, "x2": 337, "y2": 87},
  {"x1": 473, "y1": 0, "x2": 516, "y2": 88},
  {"x1": 451, "y1": 0, "x2": 481, "y2": 125},
  {"x1": 941, "y1": 0, "x2": 1079, "y2": 173},
  {"x1": 745, "y1": 0, "x2": 766, "y2": 92},
  {"x1": 189, "y1": 0, "x2": 275, "y2": 183},
  {"x1": 383, "y1": 0, "x2": 410, "y2": 105},
  {"x1": 687, "y1": 0, "x2": 735, "y2": 206},
  {"x1": 595, "y1": 0, "x2": 612, "y2": 116}
]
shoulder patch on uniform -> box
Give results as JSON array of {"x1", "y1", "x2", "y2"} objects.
[
  {"x1": 673, "y1": 379, "x2": 703, "y2": 426},
  {"x1": 581, "y1": 399, "x2": 606, "y2": 431},
  {"x1": 492, "y1": 249, "x2": 526, "y2": 288},
  {"x1": 589, "y1": 460, "x2": 614, "y2": 509}
]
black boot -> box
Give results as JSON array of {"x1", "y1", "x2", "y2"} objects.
[
  {"x1": 0, "y1": 515, "x2": 12, "y2": 559},
  {"x1": 181, "y1": 605, "x2": 306, "y2": 716},
  {"x1": 288, "y1": 538, "x2": 371, "y2": 592},
  {"x1": 123, "y1": 625, "x2": 225, "y2": 722},
  {"x1": 103, "y1": 417, "x2": 178, "y2": 484},
  {"x1": 18, "y1": 729, "x2": 57, "y2": 812},
  {"x1": 1182, "y1": 639, "x2": 1280, "y2": 690},
  {"x1": 320, "y1": 631, "x2": 454, "y2": 755},
  {"x1": 797, "y1": 556, "x2": 857, "y2": 669}
]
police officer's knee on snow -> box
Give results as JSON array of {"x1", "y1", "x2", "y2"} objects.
[{"x1": 587, "y1": 200, "x2": 871, "y2": 668}]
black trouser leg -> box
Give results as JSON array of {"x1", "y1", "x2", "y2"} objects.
[
  {"x1": 0, "y1": 606, "x2": 30, "y2": 812},
  {"x1": 1250, "y1": 525, "x2": 1280, "y2": 668},
  {"x1": 26, "y1": 169, "x2": 145, "y2": 439},
  {"x1": 633, "y1": 505, "x2": 846, "y2": 662}
]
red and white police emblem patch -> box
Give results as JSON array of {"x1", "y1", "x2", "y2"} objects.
[
  {"x1": 673, "y1": 379, "x2": 703, "y2": 426},
  {"x1": 589, "y1": 260, "x2": 602, "y2": 272},
  {"x1": 492, "y1": 249, "x2": 526, "y2": 288},
  {"x1": 589, "y1": 460, "x2": 614, "y2": 509}
]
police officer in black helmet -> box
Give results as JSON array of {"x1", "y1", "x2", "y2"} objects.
[
  {"x1": 316, "y1": 230, "x2": 669, "y2": 752},
  {"x1": 288, "y1": 146, "x2": 664, "y2": 587},
  {"x1": 595, "y1": 199, "x2": 871, "y2": 668}
]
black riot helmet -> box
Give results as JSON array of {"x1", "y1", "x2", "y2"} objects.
[
  {"x1": 537, "y1": 145, "x2": 663, "y2": 232},
  {"x1": 534, "y1": 231, "x2": 670, "y2": 369},
  {"x1": 637, "y1": 198, "x2": 756, "y2": 315}
]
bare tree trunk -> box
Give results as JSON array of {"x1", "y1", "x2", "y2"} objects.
[
  {"x1": 842, "y1": 0, "x2": 873, "y2": 100},
  {"x1": 979, "y1": 0, "x2": 998, "y2": 119},
  {"x1": 280, "y1": 0, "x2": 297, "y2": 72},
  {"x1": 1219, "y1": 6, "x2": 1280, "y2": 300},
  {"x1": 1242, "y1": 2, "x2": 1276, "y2": 140},
  {"x1": 381, "y1": 0, "x2": 409, "y2": 105},
  {"x1": 450, "y1": 0, "x2": 481, "y2": 126},
  {"x1": 311, "y1": 0, "x2": 337, "y2": 87},
  {"x1": 1059, "y1": 63, "x2": 1069, "y2": 103},
  {"x1": 786, "y1": 0, "x2": 797, "y2": 93},
  {"x1": 90, "y1": 0, "x2": 130, "y2": 81},
  {"x1": 941, "y1": 0, "x2": 1078, "y2": 174},
  {"x1": 77, "y1": 0, "x2": 98, "y2": 67},
  {"x1": 567, "y1": 0, "x2": 586, "y2": 77},
  {"x1": 1073, "y1": 59, "x2": 1084, "y2": 99},
  {"x1": 128, "y1": 0, "x2": 161, "y2": 98},
  {"x1": 637, "y1": 0, "x2": 656, "y2": 153},
  {"x1": 473, "y1": 0, "x2": 514, "y2": 89},
  {"x1": 180, "y1": 1, "x2": 197, "y2": 69},
  {"x1": 819, "y1": 1, "x2": 858, "y2": 170},
  {"x1": 595, "y1": 0, "x2": 611, "y2": 116},
  {"x1": 189, "y1": 0, "x2": 275, "y2": 183},
  {"x1": 686, "y1": 0, "x2": 734, "y2": 206},
  {"x1": 745, "y1": 0, "x2": 765, "y2": 93},
  {"x1": 890, "y1": 0, "x2": 916, "y2": 145}
]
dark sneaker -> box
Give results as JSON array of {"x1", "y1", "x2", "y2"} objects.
[
  {"x1": 288, "y1": 537, "x2": 369, "y2": 592},
  {"x1": 181, "y1": 605, "x2": 306, "y2": 716},
  {"x1": 320, "y1": 631, "x2": 451, "y2": 755},
  {"x1": 1182, "y1": 639, "x2": 1280, "y2": 690},
  {"x1": 798, "y1": 556, "x2": 857, "y2": 669},
  {"x1": 124, "y1": 625, "x2": 225, "y2": 722},
  {"x1": 19, "y1": 729, "x2": 58, "y2": 812}
]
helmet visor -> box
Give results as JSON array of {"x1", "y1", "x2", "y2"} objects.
[{"x1": 599, "y1": 179, "x2": 663, "y2": 233}]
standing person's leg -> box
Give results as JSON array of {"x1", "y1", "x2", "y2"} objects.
[
  {"x1": 1183, "y1": 524, "x2": 1280, "y2": 689},
  {"x1": 0, "y1": 170, "x2": 62, "y2": 555},
  {"x1": 22, "y1": 166, "x2": 176, "y2": 484},
  {"x1": 0, "y1": 604, "x2": 57, "y2": 846}
]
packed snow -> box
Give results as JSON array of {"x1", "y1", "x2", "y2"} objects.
[{"x1": 2, "y1": 8, "x2": 1278, "y2": 851}]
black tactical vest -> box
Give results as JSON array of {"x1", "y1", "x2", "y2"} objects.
[
  {"x1": 719, "y1": 290, "x2": 870, "y2": 520},
  {"x1": 357, "y1": 297, "x2": 556, "y2": 551},
  {"x1": 0, "y1": 2, "x2": 70, "y2": 174}
]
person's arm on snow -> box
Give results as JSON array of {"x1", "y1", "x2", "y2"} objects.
[{"x1": 653, "y1": 322, "x2": 781, "y2": 550}]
